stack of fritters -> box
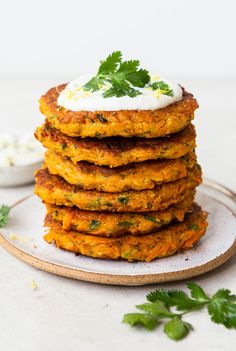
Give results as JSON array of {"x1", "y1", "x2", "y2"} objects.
[{"x1": 34, "y1": 85, "x2": 208, "y2": 262}]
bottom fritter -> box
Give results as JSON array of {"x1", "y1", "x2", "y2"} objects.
[
  {"x1": 45, "y1": 193, "x2": 194, "y2": 237},
  {"x1": 44, "y1": 203, "x2": 208, "y2": 262}
]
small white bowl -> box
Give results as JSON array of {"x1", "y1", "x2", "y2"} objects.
[{"x1": 0, "y1": 159, "x2": 43, "y2": 187}]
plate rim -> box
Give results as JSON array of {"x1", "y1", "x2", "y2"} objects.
[{"x1": 0, "y1": 178, "x2": 236, "y2": 286}]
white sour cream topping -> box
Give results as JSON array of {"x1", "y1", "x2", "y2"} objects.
[
  {"x1": 57, "y1": 74, "x2": 183, "y2": 111},
  {"x1": 0, "y1": 133, "x2": 44, "y2": 167}
]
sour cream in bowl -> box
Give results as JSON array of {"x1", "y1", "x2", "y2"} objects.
[{"x1": 0, "y1": 132, "x2": 44, "y2": 187}]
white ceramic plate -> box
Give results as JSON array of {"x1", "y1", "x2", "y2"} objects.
[{"x1": 0, "y1": 179, "x2": 236, "y2": 285}]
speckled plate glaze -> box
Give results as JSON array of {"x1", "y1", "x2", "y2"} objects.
[{"x1": 0, "y1": 179, "x2": 236, "y2": 286}]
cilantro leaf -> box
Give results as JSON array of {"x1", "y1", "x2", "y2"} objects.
[
  {"x1": 84, "y1": 51, "x2": 150, "y2": 98},
  {"x1": 147, "y1": 288, "x2": 176, "y2": 305},
  {"x1": 161, "y1": 290, "x2": 204, "y2": 311},
  {"x1": 98, "y1": 51, "x2": 122, "y2": 74},
  {"x1": 136, "y1": 302, "x2": 174, "y2": 318},
  {"x1": 187, "y1": 282, "x2": 210, "y2": 303},
  {"x1": 117, "y1": 60, "x2": 140, "y2": 74},
  {"x1": 117, "y1": 60, "x2": 150, "y2": 88},
  {"x1": 188, "y1": 224, "x2": 199, "y2": 231},
  {"x1": 126, "y1": 69, "x2": 150, "y2": 87},
  {"x1": 208, "y1": 289, "x2": 236, "y2": 328},
  {"x1": 123, "y1": 313, "x2": 158, "y2": 331},
  {"x1": 147, "y1": 288, "x2": 204, "y2": 311},
  {"x1": 0, "y1": 205, "x2": 10, "y2": 228},
  {"x1": 164, "y1": 317, "x2": 193, "y2": 341},
  {"x1": 84, "y1": 51, "x2": 123, "y2": 92},
  {"x1": 103, "y1": 80, "x2": 141, "y2": 98},
  {"x1": 150, "y1": 81, "x2": 174, "y2": 97}
]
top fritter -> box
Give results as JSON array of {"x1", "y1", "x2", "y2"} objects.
[{"x1": 39, "y1": 51, "x2": 198, "y2": 138}]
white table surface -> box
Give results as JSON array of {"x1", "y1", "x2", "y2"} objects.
[{"x1": 0, "y1": 77, "x2": 236, "y2": 351}]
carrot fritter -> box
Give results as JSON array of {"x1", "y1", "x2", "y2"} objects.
[
  {"x1": 34, "y1": 165, "x2": 201, "y2": 212},
  {"x1": 44, "y1": 203, "x2": 207, "y2": 262},
  {"x1": 35, "y1": 123, "x2": 196, "y2": 167},
  {"x1": 44, "y1": 150, "x2": 197, "y2": 192},
  {"x1": 45, "y1": 194, "x2": 194, "y2": 237},
  {"x1": 39, "y1": 85, "x2": 198, "y2": 138}
]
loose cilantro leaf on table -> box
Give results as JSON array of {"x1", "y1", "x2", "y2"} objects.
[
  {"x1": 147, "y1": 287, "x2": 205, "y2": 311},
  {"x1": 208, "y1": 289, "x2": 236, "y2": 328},
  {"x1": 84, "y1": 51, "x2": 150, "y2": 98},
  {"x1": 123, "y1": 313, "x2": 158, "y2": 331},
  {"x1": 0, "y1": 205, "x2": 10, "y2": 228},
  {"x1": 164, "y1": 317, "x2": 193, "y2": 340},
  {"x1": 136, "y1": 301, "x2": 174, "y2": 318},
  {"x1": 123, "y1": 282, "x2": 236, "y2": 341},
  {"x1": 187, "y1": 282, "x2": 210, "y2": 303}
]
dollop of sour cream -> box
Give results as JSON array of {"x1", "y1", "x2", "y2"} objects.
[
  {"x1": 0, "y1": 133, "x2": 44, "y2": 167},
  {"x1": 57, "y1": 74, "x2": 183, "y2": 112}
]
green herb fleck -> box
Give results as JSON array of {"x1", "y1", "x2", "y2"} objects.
[
  {"x1": 53, "y1": 210, "x2": 59, "y2": 217},
  {"x1": 76, "y1": 182, "x2": 83, "y2": 189},
  {"x1": 96, "y1": 114, "x2": 108, "y2": 123},
  {"x1": 123, "y1": 282, "x2": 236, "y2": 341},
  {"x1": 143, "y1": 214, "x2": 159, "y2": 224},
  {"x1": 49, "y1": 115, "x2": 57, "y2": 120},
  {"x1": 87, "y1": 198, "x2": 101, "y2": 209},
  {"x1": 188, "y1": 224, "x2": 199, "y2": 231},
  {"x1": 61, "y1": 143, "x2": 67, "y2": 150},
  {"x1": 89, "y1": 219, "x2": 101, "y2": 230},
  {"x1": 105, "y1": 202, "x2": 113, "y2": 207},
  {"x1": 150, "y1": 81, "x2": 174, "y2": 97},
  {"x1": 0, "y1": 205, "x2": 10, "y2": 228},
  {"x1": 118, "y1": 196, "x2": 129, "y2": 205},
  {"x1": 84, "y1": 51, "x2": 150, "y2": 98},
  {"x1": 181, "y1": 154, "x2": 189, "y2": 162}
]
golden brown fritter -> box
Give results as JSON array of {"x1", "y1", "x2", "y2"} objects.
[
  {"x1": 45, "y1": 194, "x2": 194, "y2": 237},
  {"x1": 44, "y1": 203, "x2": 208, "y2": 262},
  {"x1": 35, "y1": 123, "x2": 196, "y2": 167},
  {"x1": 44, "y1": 150, "x2": 196, "y2": 192},
  {"x1": 34, "y1": 165, "x2": 201, "y2": 212},
  {"x1": 39, "y1": 85, "x2": 198, "y2": 138}
]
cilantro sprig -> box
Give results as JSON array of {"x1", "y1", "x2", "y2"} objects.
[
  {"x1": 123, "y1": 282, "x2": 236, "y2": 341},
  {"x1": 84, "y1": 51, "x2": 177, "y2": 98},
  {"x1": 84, "y1": 51, "x2": 150, "y2": 98},
  {"x1": 0, "y1": 205, "x2": 10, "y2": 228}
]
